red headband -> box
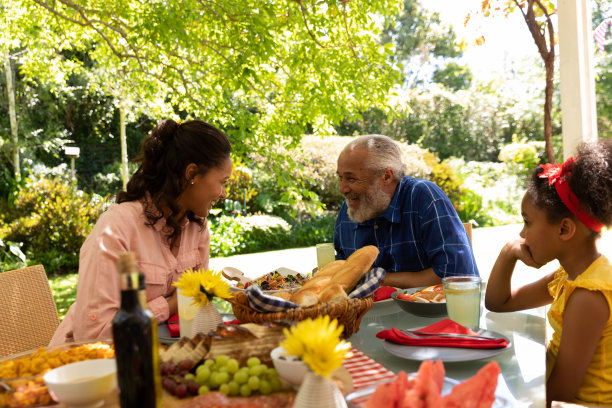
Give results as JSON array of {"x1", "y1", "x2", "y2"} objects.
[{"x1": 538, "y1": 157, "x2": 603, "y2": 232}]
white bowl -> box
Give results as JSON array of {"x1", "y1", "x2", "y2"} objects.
[
  {"x1": 43, "y1": 358, "x2": 117, "y2": 407},
  {"x1": 270, "y1": 346, "x2": 309, "y2": 386}
]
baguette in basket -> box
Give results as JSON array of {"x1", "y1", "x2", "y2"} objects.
[{"x1": 289, "y1": 245, "x2": 379, "y2": 307}]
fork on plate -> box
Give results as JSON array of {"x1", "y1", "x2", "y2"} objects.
[{"x1": 398, "y1": 329, "x2": 499, "y2": 341}]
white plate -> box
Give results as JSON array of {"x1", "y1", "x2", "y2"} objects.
[
  {"x1": 345, "y1": 374, "x2": 514, "y2": 407},
  {"x1": 381, "y1": 329, "x2": 511, "y2": 362}
]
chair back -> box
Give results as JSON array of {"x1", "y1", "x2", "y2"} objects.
[
  {"x1": 0, "y1": 265, "x2": 60, "y2": 358},
  {"x1": 463, "y1": 222, "x2": 473, "y2": 242}
]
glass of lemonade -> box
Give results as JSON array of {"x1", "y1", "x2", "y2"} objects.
[
  {"x1": 177, "y1": 292, "x2": 199, "y2": 338},
  {"x1": 442, "y1": 275, "x2": 482, "y2": 329},
  {"x1": 316, "y1": 243, "x2": 336, "y2": 271}
]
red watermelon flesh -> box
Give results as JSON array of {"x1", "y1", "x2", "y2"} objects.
[{"x1": 440, "y1": 361, "x2": 501, "y2": 408}]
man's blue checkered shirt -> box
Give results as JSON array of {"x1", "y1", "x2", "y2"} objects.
[{"x1": 334, "y1": 176, "x2": 479, "y2": 278}]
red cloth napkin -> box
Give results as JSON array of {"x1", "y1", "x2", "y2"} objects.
[
  {"x1": 374, "y1": 286, "x2": 397, "y2": 301},
  {"x1": 167, "y1": 313, "x2": 180, "y2": 337},
  {"x1": 376, "y1": 318, "x2": 508, "y2": 349}
]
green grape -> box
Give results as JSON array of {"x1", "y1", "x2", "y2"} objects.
[
  {"x1": 226, "y1": 358, "x2": 239, "y2": 374},
  {"x1": 240, "y1": 384, "x2": 252, "y2": 397},
  {"x1": 215, "y1": 371, "x2": 230, "y2": 385},
  {"x1": 249, "y1": 364, "x2": 265, "y2": 376},
  {"x1": 217, "y1": 365, "x2": 229, "y2": 373},
  {"x1": 184, "y1": 373, "x2": 196, "y2": 381},
  {"x1": 204, "y1": 359, "x2": 215, "y2": 368},
  {"x1": 247, "y1": 357, "x2": 261, "y2": 368},
  {"x1": 259, "y1": 379, "x2": 272, "y2": 395},
  {"x1": 248, "y1": 375, "x2": 260, "y2": 390},
  {"x1": 198, "y1": 385, "x2": 210, "y2": 395},
  {"x1": 233, "y1": 370, "x2": 248, "y2": 384},
  {"x1": 215, "y1": 355, "x2": 230, "y2": 366},
  {"x1": 270, "y1": 377, "x2": 282, "y2": 392},
  {"x1": 219, "y1": 383, "x2": 230, "y2": 395},
  {"x1": 227, "y1": 380, "x2": 240, "y2": 396},
  {"x1": 195, "y1": 367, "x2": 211, "y2": 385},
  {"x1": 265, "y1": 368, "x2": 278, "y2": 379}
]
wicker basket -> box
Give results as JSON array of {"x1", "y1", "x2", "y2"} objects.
[{"x1": 229, "y1": 291, "x2": 374, "y2": 339}]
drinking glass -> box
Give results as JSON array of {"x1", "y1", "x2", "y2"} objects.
[
  {"x1": 177, "y1": 292, "x2": 199, "y2": 338},
  {"x1": 316, "y1": 243, "x2": 335, "y2": 270},
  {"x1": 442, "y1": 275, "x2": 482, "y2": 329}
]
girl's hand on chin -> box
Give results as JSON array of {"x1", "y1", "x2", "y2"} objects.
[{"x1": 507, "y1": 238, "x2": 544, "y2": 269}]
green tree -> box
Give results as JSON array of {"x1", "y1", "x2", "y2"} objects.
[
  {"x1": 468, "y1": 0, "x2": 557, "y2": 163},
  {"x1": 432, "y1": 62, "x2": 473, "y2": 91},
  {"x1": 381, "y1": 0, "x2": 469, "y2": 88},
  {"x1": 2, "y1": 0, "x2": 405, "y2": 212}
]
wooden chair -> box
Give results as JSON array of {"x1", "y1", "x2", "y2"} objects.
[
  {"x1": 0, "y1": 265, "x2": 60, "y2": 358},
  {"x1": 463, "y1": 222, "x2": 473, "y2": 242}
]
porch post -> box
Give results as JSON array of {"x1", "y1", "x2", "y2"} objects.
[{"x1": 558, "y1": 0, "x2": 598, "y2": 159}]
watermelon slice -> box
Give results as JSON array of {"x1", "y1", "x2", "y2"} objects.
[
  {"x1": 364, "y1": 371, "x2": 413, "y2": 408},
  {"x1": 440, "y1": 361, "x2": 501, "y2": 408},
  {"x1": 400, "y1": 359, "x2": 445, "y2": 408}
]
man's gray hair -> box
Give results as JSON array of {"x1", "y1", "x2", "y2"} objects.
[{"x1": 342, "y1": 135, "x2": 406, "y2": 180}]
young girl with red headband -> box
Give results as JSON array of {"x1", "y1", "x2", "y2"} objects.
[{"x1": 485, "y1": 140, "x2": 612, "y2": 407}]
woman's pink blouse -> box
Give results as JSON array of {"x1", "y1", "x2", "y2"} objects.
[{"x1": 49, "y1": 200, "x2": 210, "y2": 345}]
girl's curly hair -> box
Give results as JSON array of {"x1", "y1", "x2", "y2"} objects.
[
  {"x1": 526, "y1": 140, "x2": 612, "y2": 234},
  {"x1": 116, "y1": 119, "x2": 231, "y2": 246}
]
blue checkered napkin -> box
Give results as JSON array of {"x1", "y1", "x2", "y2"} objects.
[
  {"x1": 245, "y1": 285, "x2": 299, "y2": 312},
  {"x1": 348, "y1": 267, "x2": 386, "y2": 299}
]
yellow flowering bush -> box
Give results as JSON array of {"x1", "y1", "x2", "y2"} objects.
[
  {"x1": 173, "y1": 267, "x2": 232, "y2": 308},
  {"x1": 280, "y1": 315, "x2": 352, "y2": 379}
]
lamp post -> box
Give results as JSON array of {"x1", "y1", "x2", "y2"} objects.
[{"x1": 64, "y1": 146, "x2": 80, "y2": 179}]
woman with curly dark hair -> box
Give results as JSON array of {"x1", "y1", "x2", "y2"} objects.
[
  {"x1": 51, "y1": 119, "x2": 232, "y2": 345},
  {"x1": 485, "y1": 140, "x2": 612, "y2": 407}
]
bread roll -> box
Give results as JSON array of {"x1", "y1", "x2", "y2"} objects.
[
  {"x1": 270, "y1": 291, "x2": 292, "y2": 301},
  {"x1": 319, "y1": 283, "x2": 347, "y2": 304},
  {"x1": 315, "y1": 260, "x2": 346, "y2": 279},
  {"x1": 331, "y1": 245, "x2": 379, "y2": 293},
  {"x1": 291, "y1": 290, "x2": 319, "y2": 308},
  {"x1": 297, "y1": 276, "x2": 331, "y2": 294}
]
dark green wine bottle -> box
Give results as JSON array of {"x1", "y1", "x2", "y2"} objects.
[{"x1": 112, "y1": 252, "x2": 162, "y2": 408}]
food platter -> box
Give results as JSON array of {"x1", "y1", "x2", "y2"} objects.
[
  {"x1": 345, "y1": 374, "x2": 515, "y2": 408},
  {"x1": 381, "y1": 329, "x2": 511, "y2": 362},
  {"x1": 0, "y1": 341, "x2": 115, "y2": 408},
  {"x1": 225, "y1": 267, "x2": 309, "y2": 293}
]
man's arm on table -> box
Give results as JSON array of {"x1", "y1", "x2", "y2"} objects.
[{"x1": 381, "y1": 268, "x2": 441, "y2": 289}]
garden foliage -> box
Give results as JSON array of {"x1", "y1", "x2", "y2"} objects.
[{"x1": 0, "y1": 174, "x2": 108, "y2": 274}]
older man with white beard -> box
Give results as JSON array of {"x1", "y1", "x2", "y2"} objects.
[{"x1": 333, "y1": 135, "x2": 479, "y2": 289}]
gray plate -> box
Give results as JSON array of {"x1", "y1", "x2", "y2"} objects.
[{"x1": 381, "y1": 328, "x2": 511, "y2": 362}]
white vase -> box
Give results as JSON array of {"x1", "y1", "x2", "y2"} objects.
[
  {"x1": 190, "y1": 302, "x2": 222, "y2": 336},
  {"x1": 293, "y1": 371, "x2": 347, "y2": 408}
]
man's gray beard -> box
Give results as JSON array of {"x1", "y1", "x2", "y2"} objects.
[{"x1": 347, "y1": 183, "x2": 392, "y2": 223}]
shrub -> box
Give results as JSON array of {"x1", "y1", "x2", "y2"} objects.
[
  {"x1": 208, "y1": 213, "x2": 333, "y2": 256},
  {"x1": 288, "y1": 212, "x2": 336, "y2": 247},
  {"x1": 0, "y1": 174, "x2": 108, "y2": 274},
  {"x1": 209, "y1": 214, "x2": 292, "y2": 256},
  {"x1": 223, "y1": 156, "x2": 257, "y2": 213},
  {"x1": 498, "y1": 136, "x2": 544, "y2": 184}
]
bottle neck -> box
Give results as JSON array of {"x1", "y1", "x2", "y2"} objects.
[{"x1": 119, "y1": 272, "x2": 146, "y2": 310}]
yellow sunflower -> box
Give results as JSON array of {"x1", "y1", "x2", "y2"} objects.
[
  {"x1": 280, "y1": 315, "x2": 352, "y2": 379},
  {"x1": 173, "y1": 267, "x2": 232, "y2": 308}
]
